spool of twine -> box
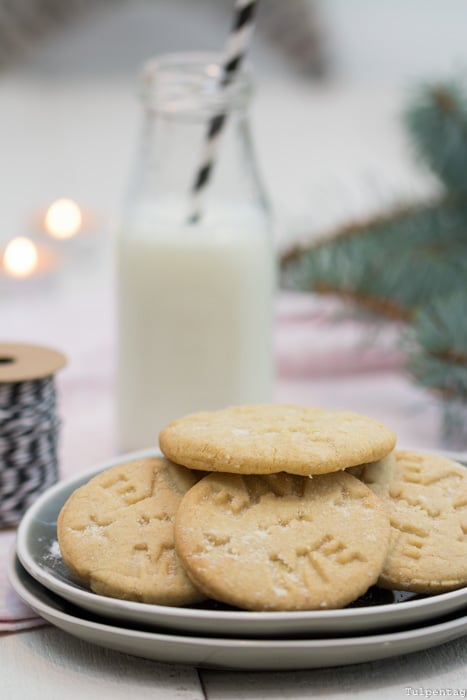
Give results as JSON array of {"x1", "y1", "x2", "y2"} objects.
[{"x1": 0, "y1": 343, "x2": 66, "y2": 528}]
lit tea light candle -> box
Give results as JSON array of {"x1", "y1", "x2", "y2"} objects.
[
  {"x1": 31, "y1": 198, "x2": 102, "y2": 273},
  {"x1": 44, "y1": 198, "x2": 83, "y2": 239},
  {"x1": 1, "y1": 236, "x2": 59, "y2": 290},
  {"x1": 3, "y1": 236, "x2": 39, "y2": 277}
]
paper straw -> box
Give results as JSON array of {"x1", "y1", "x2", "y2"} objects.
[{"x1": 188, "y1": 0, "x2": 259, "y2": 224}]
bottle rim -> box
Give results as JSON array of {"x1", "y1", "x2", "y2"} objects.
[{"x1": 140, "y1": 51, "x2": 253, "y2": 116}]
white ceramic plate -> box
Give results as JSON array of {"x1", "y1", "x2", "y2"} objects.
[
  {"x1": 8, "y1": 552, "x2": 467, "y2": 671},
  {"x1": 16, "y1": 448, "x2": 467, "y2": 638}
]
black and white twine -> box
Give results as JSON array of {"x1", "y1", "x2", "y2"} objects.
[
  {"x1": 0, "y1": 375, "x2": 60, "y2": 527},
  {"x1": 188, "y1": 0, "x2": 259, "y2": 224}
]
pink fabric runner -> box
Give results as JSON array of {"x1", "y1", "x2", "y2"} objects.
[{"x1": 0, "y1": 531, "x2": 47, "y2": 631}]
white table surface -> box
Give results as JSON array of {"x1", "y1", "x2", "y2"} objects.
[{"x1": 2, "y1": 616, "x2": 467, "y2": 699}]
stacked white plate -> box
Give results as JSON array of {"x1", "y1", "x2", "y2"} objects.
[{"x1": 10, "y1": 449, "x2": 467, "y2": 671}]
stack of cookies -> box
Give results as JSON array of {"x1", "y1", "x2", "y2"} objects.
[{"x1": 57, "y1": 404, "x2": 467, "y2": 611}]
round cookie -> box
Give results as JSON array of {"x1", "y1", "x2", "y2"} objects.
[
  {"x1": 174, "y1": 470, "x2": 391, "y2": 611},
  {"x1": 360, "y1": 450, "x2": 467, "y2": 594},
  {"x1": 159, "y1": 404, "x2": 396, "y2": 476},
  {"x1": 57, "y1": 457, "x2": 205, "y2": 605}
]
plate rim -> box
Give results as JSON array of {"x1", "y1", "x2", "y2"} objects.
[
  {"x1": 15, "y1": 446, "x2": 467, "y2": 630},
  {"x1": 9, "y1": 549, "x2": 467, "y2": 649}
]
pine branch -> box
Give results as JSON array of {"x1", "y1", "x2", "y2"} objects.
[
  {"x1": 281, "y1": 201, "x2": 428, "y2": 265},
  {"x1": 405, "y1": 81, "x2": 467, "y2": 191},
  {"x1": 405, "y1": 292, "x2": 467, "y2": 445},
  {"x1": 280, "y1": 76, "x2": 467, "y2": 431},
  {"x1": 281, "y1": 194, "x2": 467, "y2": 320},
  {"x1": 282, "y1": 192, "x2": 467, "y2": 264},
  {"x1": 407, "y1": 292, "x2": 467, "y2": 398},
  {"x1": 311, "y1": 283, "x2": 411, "y2": 321}
]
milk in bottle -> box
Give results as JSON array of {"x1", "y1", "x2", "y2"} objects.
[{"x1": 116, "y1": 53, "x2": 276, "y2": 451}]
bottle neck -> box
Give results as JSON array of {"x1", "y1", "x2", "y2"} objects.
[
  {"x1": 141, "y1": 51, "x2": 252, "y2": 117},
  {"x1": 124, "y1": 52, "x2": 270, "y2": 227}
]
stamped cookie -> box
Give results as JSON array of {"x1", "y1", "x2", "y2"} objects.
[
  {"x1": 174, "y1": 470, "x2": 391, "y2": 611},
  {"x1": 360, "y1": 450, "x2": 467, "y2": 593},
  {"x1": 57, "y1": 457, "x2": 205, "y2": 605},
  {"x1": 159, "y1": 404, "x2": 396, "y2": 476}
]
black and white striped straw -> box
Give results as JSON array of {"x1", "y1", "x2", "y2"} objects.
[{"x1": 188, "y1": 0, "x2": 259, "y2": 224}]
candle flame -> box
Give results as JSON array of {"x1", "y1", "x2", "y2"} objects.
[
  {"x1": 45, "y1": 198, "x2": 82, "y2": 239},
  {"x1": 3, "y1": 237, "x2": 39, "y2": 277}
]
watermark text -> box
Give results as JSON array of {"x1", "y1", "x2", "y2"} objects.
[{"x1": 405, "y1": 689, "x2": 466, "y2": 698}]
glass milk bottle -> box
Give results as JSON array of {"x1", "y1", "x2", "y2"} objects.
[{"x1": 116, "y1": 52, "x2": 276, "y2": 451}]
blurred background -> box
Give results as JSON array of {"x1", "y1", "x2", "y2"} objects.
[
  {"x1": 2, "y1": 0, "x2": 467, "y2": 252},
  {"x1": 1, "y1": 0, "x2": 467, "y2": 468}
]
